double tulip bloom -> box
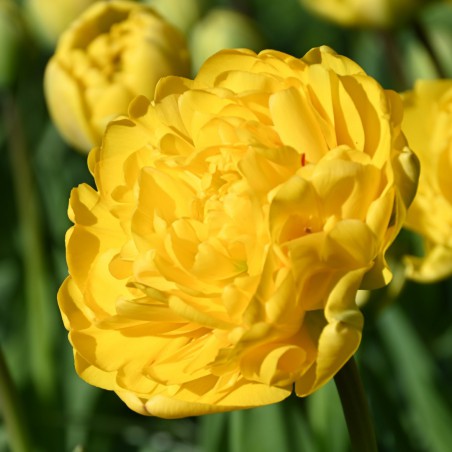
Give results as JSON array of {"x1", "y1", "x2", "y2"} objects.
[
  {"x1": 44, "y1": 1, "x2": 190, "y2": 152},
  {"x1": 58, "y1": 46, "x2": 418, "y2": 417}
]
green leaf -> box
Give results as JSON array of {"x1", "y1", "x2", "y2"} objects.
[
  {"x1": 378, "y1": 306, "x2": 452, "y2": 452},
  {"x1": 199, "y1": 412, "x2": 229, "y2": 452},
  {"x1": 200, "y1": 398, "x2": 319, "y2": 452}
]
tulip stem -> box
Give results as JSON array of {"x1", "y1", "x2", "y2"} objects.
[
  {"x1": 0, "y1": 346, "x2": 32, "y2": 452},
  {"x1": 334, "y1": 356, "x2": 378, "y2": 452},
  {"x1": 379, "y1": 30, "x2": 408, "y2": 90}
]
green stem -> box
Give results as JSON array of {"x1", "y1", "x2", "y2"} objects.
[
  {"x1": 0, "y1": 346, "x2": 32, "y2": 452},
  {"x1": 334, "y1": 356, "x2": 378, "y2": 452},
  {"x1": 229, "y1": 410, "x2": 245, "y2": 452},
  {"x1": 378, "y1": 30, "x2": 408, "y2": 91}
]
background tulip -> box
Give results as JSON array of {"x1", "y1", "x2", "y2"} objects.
[
  {"x1": 189, "y1": 8, "x2": 265, "y2": 73},
  {"x1": 300, "y1": 0, "x2": 425, "y2": 28},
  {"x1": 403, "y1": 79, "x2": 452, "y2": 282},
  {"x1": 144, "y1": 0, "x2": 205, "y2": 33},
  {"x1": 44, "y1": 0, "x2": 190, "y2": 152}
]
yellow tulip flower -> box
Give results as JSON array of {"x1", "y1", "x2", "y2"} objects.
[{"x1": 58, "y1": 46, "x2": 418, "y2": 417}]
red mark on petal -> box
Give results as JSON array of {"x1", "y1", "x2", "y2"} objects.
[{"x1": 301, "y1": 153, "x2": 306, "y2": 167}]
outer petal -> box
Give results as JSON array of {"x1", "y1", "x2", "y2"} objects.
[
  {"x1": 44, "y1": 59, "x2": 95, "y2": 151},
  {"x1": 295, "y1": 268, "x2": 364, "y2": 396}
]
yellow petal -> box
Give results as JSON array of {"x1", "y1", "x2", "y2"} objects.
[
  {"x1": 270, "y1": 87, "x2": 328, "y2": 162},
  {"x1": 44, "y1": 58, "x2": 96, "y2": 151}
]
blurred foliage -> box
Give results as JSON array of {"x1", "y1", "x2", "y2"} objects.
[{"x1": 1, "y1": 0, "x2": 452, "y2": 451}]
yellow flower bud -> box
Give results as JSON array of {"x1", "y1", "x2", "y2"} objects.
[
  {"x1": 189, "y1": 8, "x2": 264, "y2": 73},
  {"x1": 58, "y1": 46, "x2": 418, "y2": 417},
  {"x1": 300, "y1": 0, "x2": 424, "y2": 28},
  {"x1": 144, "y1": 0, "x2": 203, "y2": 33},
  {"x1": 24, "y1": 0, "x2": 102, "y2": 46},
  {"x1": 44, "y1": 0, "x2": 190, "y2": 152},
  {"x1": 403, "y1": 79, "x2": 452, "y2": 282}
]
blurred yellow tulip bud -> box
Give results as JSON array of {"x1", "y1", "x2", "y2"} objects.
[
  {"x1": 0, "y1": 0, "x2": 25, "y2": 88},
  {"x1": 189, "y1": 8, "x2": 264, "y2": 73},
  {"x1": 24, "y1": 0, "x2": 102, "y2": 47},
  {"x1": 300, "y1": 0, "x2": 424, "y2": 28},
  {"x1": 144, "y1": 0, "x2": 204, "y2": 33},
  {"x1": 44, "y1": 0, "x2": 190, "y2": 152}
]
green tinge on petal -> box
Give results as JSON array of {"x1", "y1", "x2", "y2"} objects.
[{"x1": 393, "y1": 146, "x2": 420, "y2": 208}]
